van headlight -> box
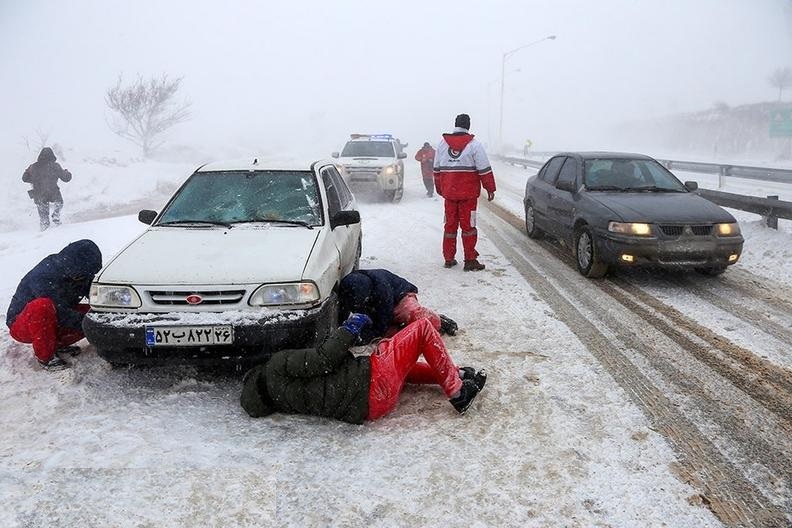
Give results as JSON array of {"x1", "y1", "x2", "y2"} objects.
[
  {"x1": 716, "y1": 222, "x2": 740, "y2": 236},
  {"x1": 608, "y1": 222, "x2": 653, "y2": 236},
  {"x1": 249, "y1": 282, "x2": 320, "y2": 306},
  {"x1": 90, "y1": 284, "x2": 142, "y2": 308}
]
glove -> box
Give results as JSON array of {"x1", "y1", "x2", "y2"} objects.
[
  {"x1": 341, "y1": 313, "x2": 372, "y2": 337},
  {"x1": 487, "y1": 191, "x2": 495, "y2": 201}
]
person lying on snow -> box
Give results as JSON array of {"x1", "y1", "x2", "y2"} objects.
[
  {"x1": 338, "y1": 269, "x2": 458, "y2": 345},
  {"x1": 6, "y1": 239, "x2": 102, "y2": 371},
  {"x1": 240, "y1": 313, "x2": 486, "y2": 424}
]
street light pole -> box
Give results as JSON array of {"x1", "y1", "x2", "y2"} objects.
[{"x1": 497, "y1": 35, "x2": 556, "y2": 152}]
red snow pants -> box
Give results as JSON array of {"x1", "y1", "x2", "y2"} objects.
[
  {"x1": 367, "y1": 319, "x2": 462, "y2": 420},
  {"x1": 443, "y1": 197, "x2": 479, "y2": 262},
  {"x1": 392, "y1": 293, "x2": 441, "y2": 332},
  {"x1": 8, "y1": 298, "x2": 89, "y2": 362}
]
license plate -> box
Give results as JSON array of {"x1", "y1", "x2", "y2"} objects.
[{"x1": 145, "y1": 325, "x2": 234, "y2": 347}]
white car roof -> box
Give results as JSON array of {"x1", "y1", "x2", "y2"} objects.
[{"x1": 196, "y1": 158, "x2": 337, "y2": 173}]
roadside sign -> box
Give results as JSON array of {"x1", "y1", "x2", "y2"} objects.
[{"x1": 769, "y1": 108, "x2": 792, "y2": 137}]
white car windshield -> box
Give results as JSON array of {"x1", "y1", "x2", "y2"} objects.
[
  {"x1": 340, "y1": 141, "x2": 395, "y2": 158},
  {"x1": 158, "y1": 170, "x2": 322, "y2": 226}
]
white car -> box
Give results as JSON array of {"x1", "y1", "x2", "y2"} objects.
[
  {"x1": 83, "y1": 159, "x2": 362, "y2": 366},
  {"x1": 332, "y1": 134, "x2": 407, "y2": 202}
]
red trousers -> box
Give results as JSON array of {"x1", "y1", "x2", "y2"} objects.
[
  {"x1": 392, "y1": 293, "x2": 441, "y2": 332},
  {"x1": 443, "y1": 198, "x2": 479, "y2": 261},
  {"x1": 8, "y1": 298, "x2": 89, "y2": 362},
  {"x1": 367, "y1": 319, "x2": 462, "y2": 420}
]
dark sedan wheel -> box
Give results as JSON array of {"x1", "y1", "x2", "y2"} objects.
[
  {"x1": 575, "y1": 226, "x2": 608, "y2": 278},
  {"x1": 524, "y1": 202, "x2": 543, "y2": 239}
]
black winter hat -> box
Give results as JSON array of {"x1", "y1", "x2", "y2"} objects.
[{"x1": 454, "y1": 113, "x2": 471, "y2": 130}]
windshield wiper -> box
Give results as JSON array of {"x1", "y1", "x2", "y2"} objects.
[
  {"x1": 157, "y1": 220, "x2": 234, "y2": 228},
  {"x1": 230, "y1": 219, "x2": 314, "y2": 229},
  {"x1": 586, "y1": 185, "x2": 627, "y2": 192},
  {"x1": 628, "y1": 185, "x2": 685, "y2": 193}
]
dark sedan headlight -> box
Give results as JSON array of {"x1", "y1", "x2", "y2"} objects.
[
  {"x1": 608, "y1": 221, "x2": 653, "y2": 236},
  {"x1": 716, "y1": 222, "x2": 741, "y2": 236}
]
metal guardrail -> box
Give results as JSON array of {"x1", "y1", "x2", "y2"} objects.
[
  {"x1": 505, "y1": 152, "x2": 792, "y2": 186},
  {"x1": 697, "y1": 189, "x2": 792, "y2": 229},
  {"x1": 495, "y1": 154, "x2": 792, "y2": 229}
]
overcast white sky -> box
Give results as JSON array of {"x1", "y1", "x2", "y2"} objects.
[{"x1": 1, "y1": 0, "x2": 791, "y2": 155}]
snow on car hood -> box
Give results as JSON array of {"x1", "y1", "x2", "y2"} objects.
[
  {"x1": 98, "y1": 226, "x2": 320, "y2": 285},
  {"x1": 590, "y1": 192, "x2": 736, "y2": 224}
]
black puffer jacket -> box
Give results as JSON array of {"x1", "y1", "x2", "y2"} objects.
[
  {"x1": 22, "y1": 147, "x2": 72, "y2": 203},
  {"x1": 240, "y1": 327, "x2": 371, "y2": 424}
]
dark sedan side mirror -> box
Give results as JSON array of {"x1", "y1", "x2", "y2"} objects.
[
  {"x1": 330, "y1": 210, "x2": 360, "y2": 229},
  {"x1": 556, "y1": 179, "x2": 577, "y2": 193},
  {"x1": 684, "y1": 181, "x2": 698, "y2": 191},
  {"x1": 138, "y1": 210, "x2": 158, "y2": 225},
  {"x1": 331, "y1": 152, "x2": 340, "y2": 158},
  {"x1": 397, "y1": 152, "x2": 407, "y2": 159}
]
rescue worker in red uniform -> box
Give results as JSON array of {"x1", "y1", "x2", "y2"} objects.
[
  {"x1": 433, "y1": 114, "x2": 496, "y2": 271},
  {"x1": 240, "y1": 313, "x2": 487, "y2": 423},
  {"x1": 6, "y1": 240, "x2": 102, "y2": 371},
  {"x1": 414, "y1": 142, "x2": 436, "y2": 197}
]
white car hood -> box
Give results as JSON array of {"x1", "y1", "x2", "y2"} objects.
[{"x1": 99, "y1": 226, "x2": 320, "y2": 285}]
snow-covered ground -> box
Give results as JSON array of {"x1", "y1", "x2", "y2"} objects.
[{"x1": 0, "y1": 159, "x2": 726, "y2": 527}]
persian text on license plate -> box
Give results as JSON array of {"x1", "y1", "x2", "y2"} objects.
[{"x1": 145, "y1": 325, "x2": 234, "y2": 347}]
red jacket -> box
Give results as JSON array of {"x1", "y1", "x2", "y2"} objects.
[
  {"x1": 433, "y1": 133, "x2": 496, "y2": 200},
  {"x1": 414, "y1": 146, "x2": 435, "y2": 178}
]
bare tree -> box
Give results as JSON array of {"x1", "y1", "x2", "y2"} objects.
[
  {"x1": 768, "y1": 67, "x2": 792, "y2": 101},
  {"x1": 105, "y1": 74, "x2": 191, "y2": 157}
]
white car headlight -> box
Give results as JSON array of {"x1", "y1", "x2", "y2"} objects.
[
  {"x1": 382, "y1": 165, "x2": 398, "y2": 175},
  {"x1": 249, "y1": 282, "x2": 320, "y2": 307},
  {"x1": 608, "y1": 221, "x2": 653, "y2": 236},
  {"x1": 90, "y1": 284, "x2": 142, "y2": 308},
  {"x1": 716, "y1": 222, "x2": 740, "y2": 236}
]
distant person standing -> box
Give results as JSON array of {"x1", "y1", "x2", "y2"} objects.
[
  {"x1": 433, "y1": 114, "x2": 496, "y2": 271},
  {"x1": 23, "y1": 147, "x2": 72, "y2": 231},
  {"x1": 414, "y1": 142, "x2": 436, "y2": 197}
]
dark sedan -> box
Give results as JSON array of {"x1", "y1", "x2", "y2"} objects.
[{"x1": 523, "y1": 152, "x2": 744, "y2": 278}]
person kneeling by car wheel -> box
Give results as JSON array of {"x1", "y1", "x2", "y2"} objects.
[
  {"x1": 339, "y1": 269, "x2": 458, "y2": 344},
  {"x1": 240, "y1": 314, "x2": 486, "y2": 423}
]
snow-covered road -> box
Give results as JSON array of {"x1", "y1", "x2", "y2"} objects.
[{"x1": 1, "y1": 158, "x2": 790, "y2": 527}]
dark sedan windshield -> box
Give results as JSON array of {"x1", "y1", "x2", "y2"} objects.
[
  {"x1": 584, "y1": 159, "x2": 687, "y2": 192},
  {"x1": 158, "y1": 170, "x2": 322, "y2": 226},
  {"x1": 341, "y1": 141, "x2": 395, "y2": 158}
]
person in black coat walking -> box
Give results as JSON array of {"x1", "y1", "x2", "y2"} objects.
[
  {"x1": 23, "y1": 147, "x2": 72, "y2": 231},
  {"x1": 7, "y1": 240, "x2": 102, "y2": 370},
  {"x1": 240, "y1": 314, "x2": 486, "y2": 423},
  {"x1": 338, "y1": 269, "x2": 458, "y2": 344}
]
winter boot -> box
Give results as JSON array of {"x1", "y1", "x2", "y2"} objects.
[
  {"x1": 459, "y1": 367, "x2": 487, "y2": 390},
  {"x1": 439, "y1": 314, "x2": 458, "y2": 336},
  {"x1": 459, "y1": 366, "x2": 476, "y2": 381},
  {"x1": 57, "y1": 345, "x2": 81, "y2": 357},
  {"x1": 444, "y1": 259, "x2": 458, "y2": 268},
  {"x1": 38, "y1": 356, "x2": 70, "y2": 371},
  {"x1": 463, "y1": 259, "x2": 485, "y2": 271},
  {"x1": 450, "y1": 375, "x2": 487, "y2": 415}
]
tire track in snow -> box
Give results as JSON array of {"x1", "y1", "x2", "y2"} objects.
[{"x1": 480, "y1": 201, "x2": 791, "y2": 528}]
